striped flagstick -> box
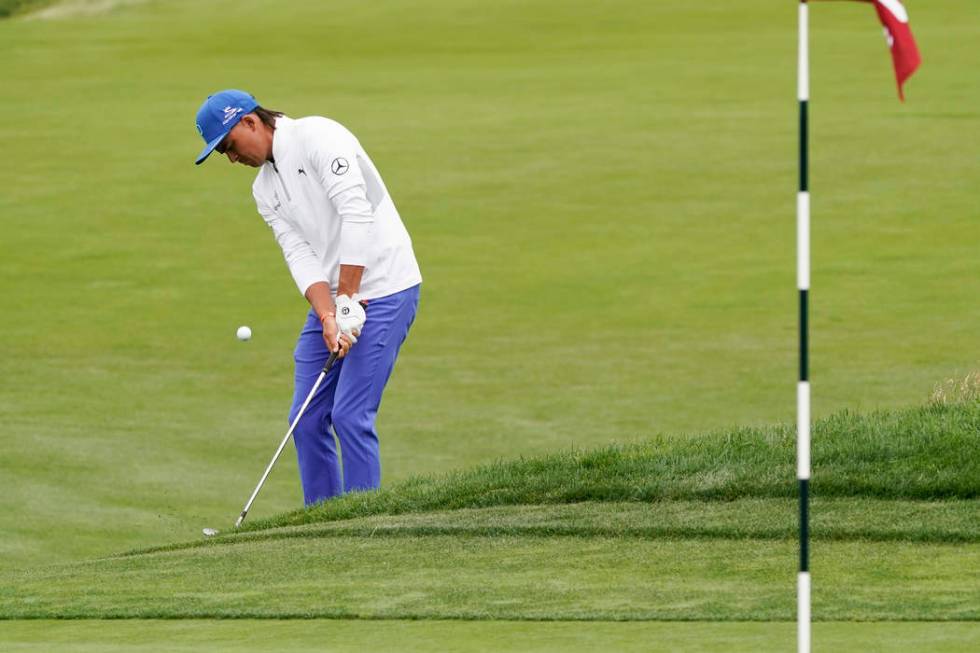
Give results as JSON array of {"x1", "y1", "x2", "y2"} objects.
[
  {"x1": 792, "y1": 3, "x2": 920, "y2": 650},
  {"x1": 797, "y1": 2, "x2": 811, "y2": 653}
]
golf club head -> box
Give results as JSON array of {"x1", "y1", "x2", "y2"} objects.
[{"x1": 202, "y1": 528, "x2": 220, "y2": 537}]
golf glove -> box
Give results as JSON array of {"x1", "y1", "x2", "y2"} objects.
[{"x1": 335, "y1": 294, "x2": 366, "y2": 344}]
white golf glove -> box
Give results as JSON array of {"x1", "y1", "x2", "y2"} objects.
[{"x1": 335, "y1": 294, "x2": 366, "y2": 344}]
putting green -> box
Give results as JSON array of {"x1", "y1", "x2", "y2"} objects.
[{"x1": 0, "y1": 621, "x2": 976, "y2": 653}]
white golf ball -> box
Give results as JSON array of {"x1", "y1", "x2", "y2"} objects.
[{"x1": 236, "y1": 325, "x2": 252, "y2": 341}]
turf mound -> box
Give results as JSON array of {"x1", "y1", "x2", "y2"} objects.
[{"x1": 240, "y1": 401, "x2": 978, "y2": 533}]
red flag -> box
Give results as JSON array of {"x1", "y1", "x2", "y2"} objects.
[{"x1": 867, "y1": 0, "x2": 921, "y2": 100}]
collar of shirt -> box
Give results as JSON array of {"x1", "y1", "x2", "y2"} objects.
[{"x1": 270, "y1": 115, "x2": 296, "y2": 169}]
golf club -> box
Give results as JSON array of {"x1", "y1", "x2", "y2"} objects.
[{"x1": 203, "y1": 350, "x2": 339, "y2": 537}]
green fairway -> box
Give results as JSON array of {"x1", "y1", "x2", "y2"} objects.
[
  {"x1": 0, "y1": 0, "x2": 977, "y2": 650},
  {"x1": 0, "y1": 0, "x2": 977, "y2": 571}
]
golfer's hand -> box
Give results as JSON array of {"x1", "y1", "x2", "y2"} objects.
[
  {"x1": 320, "y1": 315, "x2": 353, "y2": 358},
  {"x1": 335, "y1": 294, "x2": 366, "y2": 344}
]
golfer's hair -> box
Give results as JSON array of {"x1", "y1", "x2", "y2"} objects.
[{"x1": 254, "y1": 106, "x2": 283, "y2": 128}]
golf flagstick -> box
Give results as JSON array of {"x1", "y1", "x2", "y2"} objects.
[{"x1": 234, "y1": 350, "x2": 339, "y2": 529}]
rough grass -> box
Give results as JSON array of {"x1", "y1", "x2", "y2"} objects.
[
  {"x1": 932, "y1": 372, "x2": 980, "y2": 405},
  {"x1": 238, "y1": 401, "x2": 979, "y2": 533},
  {"x1": 0, "y1": 0, "x2": 49, "y2": 17}
]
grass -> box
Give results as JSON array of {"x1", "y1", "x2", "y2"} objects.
[
  {"x1": 2, "y1": 401, "x2": 977, "y2": 623},
  {"x1": 0, "y1": 0, "x2": 977, "y2": 649},
  {"x1": 2, "y1": 538, "x2": 977, "y2": 621},
  {"x1": 133, "y1": 499, "x2": 980, "y2": 550},
  {"x1": 932, "y1": 372, "x2": 980, "y2": 405},
  {"x1": 1, "y1": 621, "x2": 977, "y2": 653},
  {"x1": 0, "y1": 0, "x2": 42, "y2": 18},
  {"x1": 239, "y1": 401, "x2": 978, "y2": 534},
  {"x1": 0, "y1": 0, "x2": 977, "y2": 575}
]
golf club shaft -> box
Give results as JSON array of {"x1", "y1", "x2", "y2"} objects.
[{"x1": 235, "y1": 351, "x2": 339, "y2": 528}]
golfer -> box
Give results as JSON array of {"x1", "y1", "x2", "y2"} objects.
[{"x1": 193, "y1": 89, "x2": 422, "y2": 505}]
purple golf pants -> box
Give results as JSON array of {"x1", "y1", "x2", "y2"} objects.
[{"x1": 289, "y1": 284, "x2": 420, "y2": 505}]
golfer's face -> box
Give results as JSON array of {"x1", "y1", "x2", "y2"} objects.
[{"x1": 217, "y1": 120, "x2": 263, "y2": 167}]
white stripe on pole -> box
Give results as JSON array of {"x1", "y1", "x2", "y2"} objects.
[
  {"x1": 798, "y1": 381, "x2": 811, "y2": 480},
  {"x1": 798, "y1": 572, "x2": 811, "y2": 653},
  {"x1": 797, "y1": 192, "x2": 810, "y2": 290},
  {"x1": 798, "y1": 3, "x2": 809, "y2": 101}
]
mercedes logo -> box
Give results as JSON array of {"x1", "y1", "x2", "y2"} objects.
[{"x1": 331, "y1": 158, "x2": 350, "y2": 175}]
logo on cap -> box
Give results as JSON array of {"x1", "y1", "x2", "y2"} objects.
[
  {"x1": 222, "y1": 106, "x2": 243, "y2": 125},
  {"x1": 195, "y1": 123, "x2": 203, "y2": 136}
]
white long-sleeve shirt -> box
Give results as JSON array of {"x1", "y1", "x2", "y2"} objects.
[{"x1": 251, "y1": 115, "x2": 422, "y2": 300}]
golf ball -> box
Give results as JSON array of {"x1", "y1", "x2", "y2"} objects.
[{"x1": 236, "y1": 325, "x2": 252, "y2": 341}]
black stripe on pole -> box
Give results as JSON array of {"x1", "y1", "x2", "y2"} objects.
[
  {"x1": 799, "y1": 100, "x2": 808, "y2": 192},
  {"x1": 799, "y1": 478, "x2": 810, "y2": 571},
  {"x1": 799, "y1": 289, "x2": 809, "y2": 381}
]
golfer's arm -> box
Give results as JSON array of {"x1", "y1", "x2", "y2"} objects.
[
  {"x1": 305, "y1": 282, "x2": 336, "y2": 320},
  {"x1": 329, "y1": 186, "x2": 369, "y2": 298},
  {"x1": 304, "y1": 266, "x2": 364, "y2": 318},
  {"x1": 337, "y1": 265, "x2": 364, "y2": 298}
]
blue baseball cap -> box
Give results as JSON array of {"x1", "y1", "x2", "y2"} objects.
[{"x1": 194, "y1": 89, "x2": 260, "y2": 165}]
